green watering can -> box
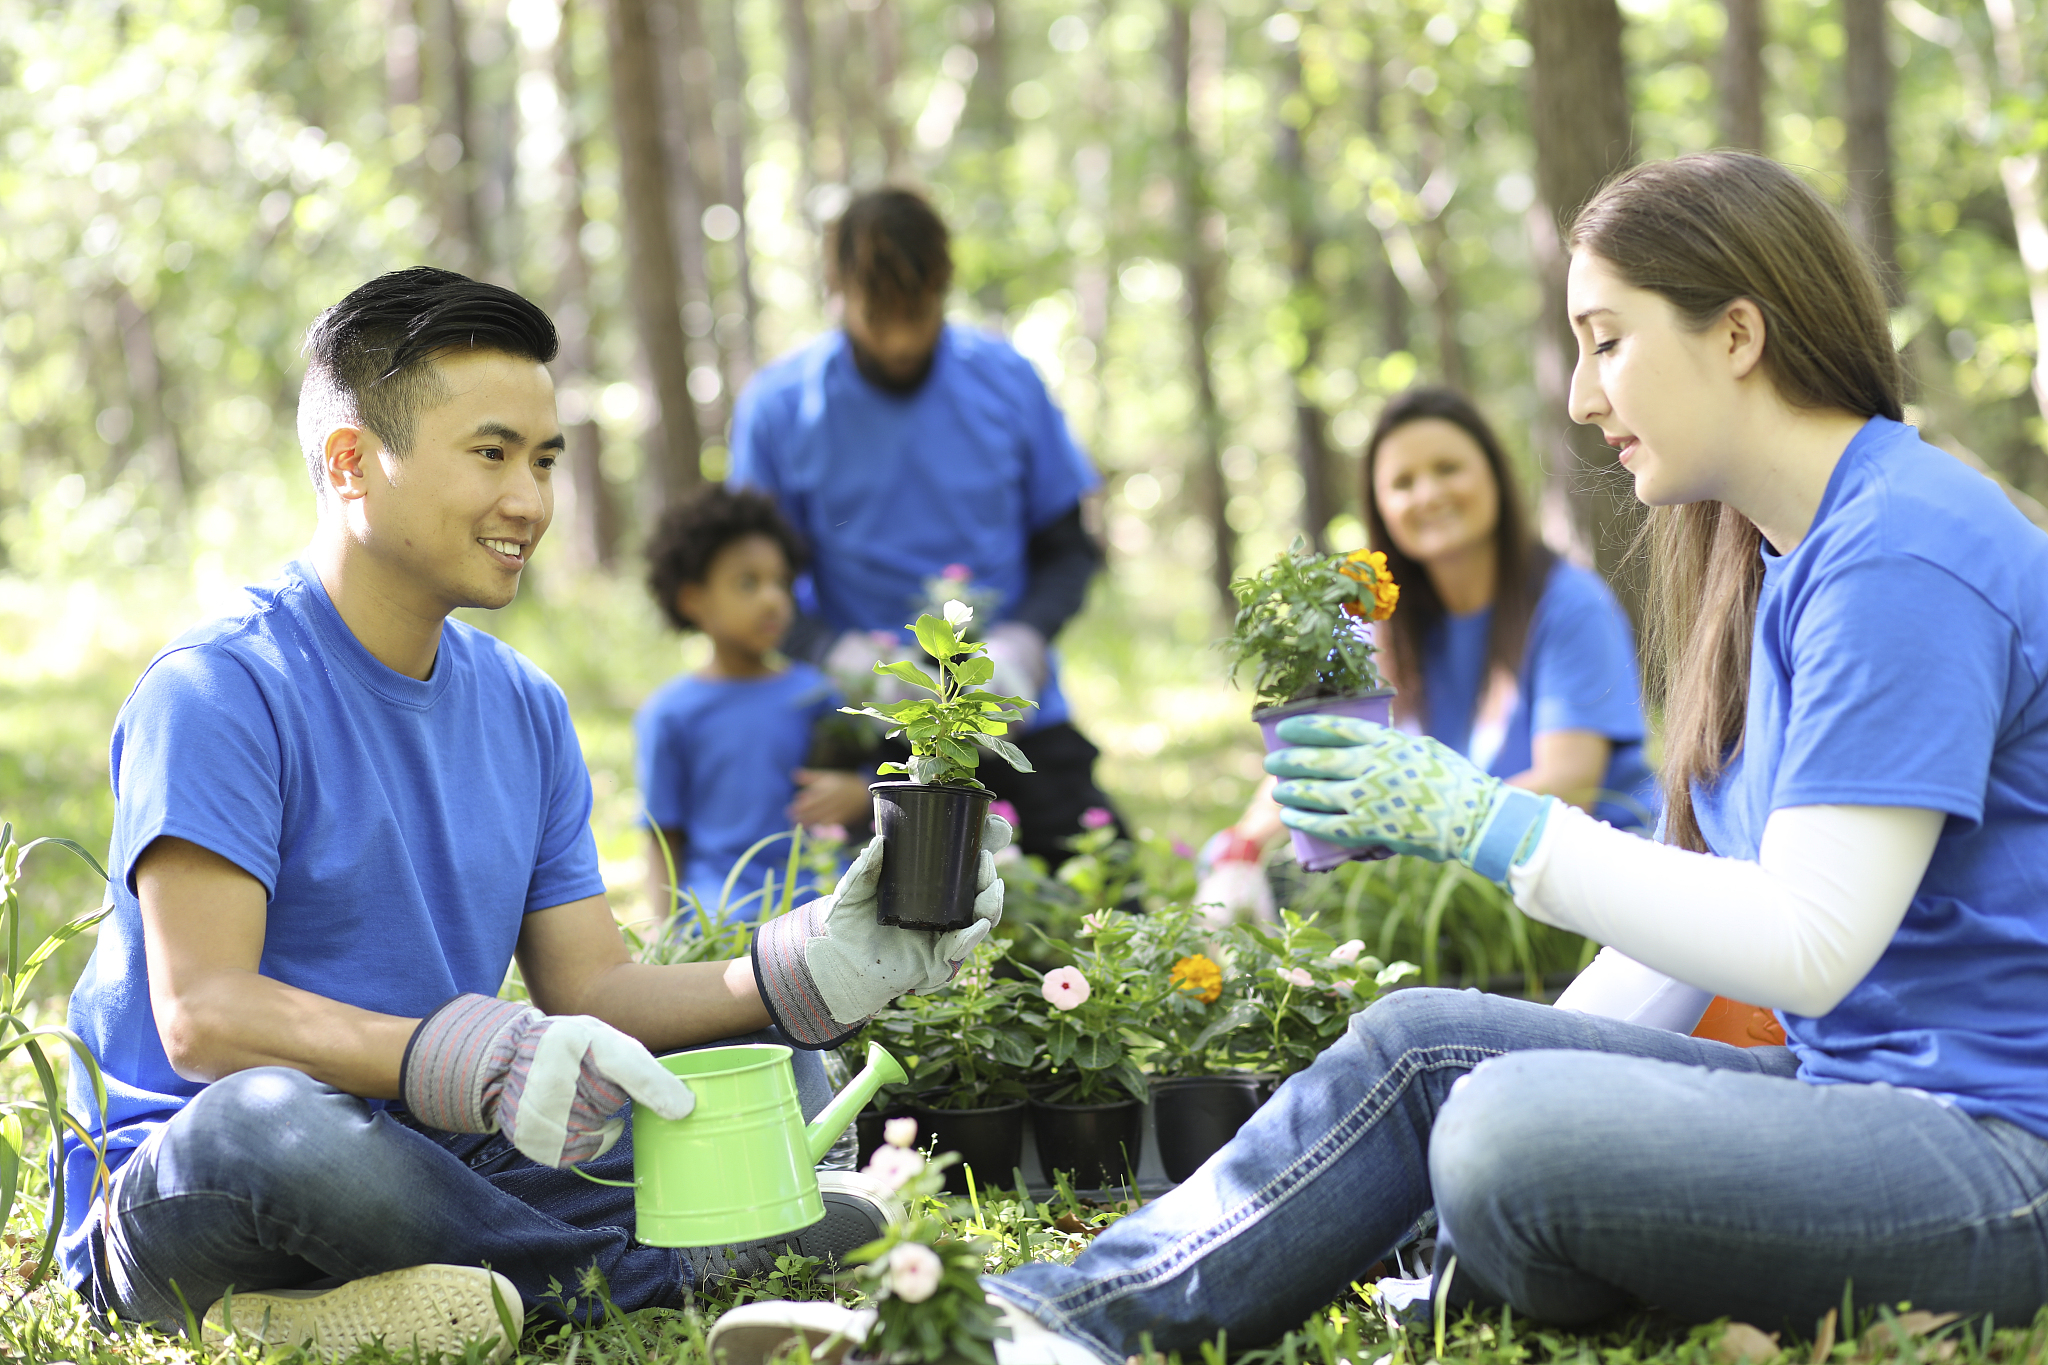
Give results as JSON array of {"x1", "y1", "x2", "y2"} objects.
[{"x1": 604, "y1": 1039, "x2": 907, "y2": 1247}]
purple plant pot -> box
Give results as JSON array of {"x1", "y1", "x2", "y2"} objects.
[{"x1": 1255, "y1": 689, "x2": 1398, "y2": 872}]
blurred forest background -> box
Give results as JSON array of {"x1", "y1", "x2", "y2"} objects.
[{"x1": 1, "y1": 0, "x2": 2044, "y2": 953}]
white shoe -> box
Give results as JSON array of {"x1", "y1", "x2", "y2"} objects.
[
  {"x1": 705, "y1": 1294, "x2": 1105, "y2": 1365},
  {"x1": 202, "y1": 1263, "x2": 522, "y2": 1363}
]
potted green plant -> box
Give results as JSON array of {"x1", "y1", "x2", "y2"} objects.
[
  {"x1": 841, "y1": 601, "x2": 1035, "y2": 931},
  {"x1": 858, "y1": 942, "x2": 1035, "y2": 1195},
  {"x1": 1222, "y1": 539, "x2": 1401, "y2": 872},
  {"x1": 1230, "y1": 910, "x2": 1419, "y2": 1080},
  {"x1": 1013, "y1": 913, "x2": 1158, "y2": 1190}
]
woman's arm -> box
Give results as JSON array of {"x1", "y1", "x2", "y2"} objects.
[
  {"x1": 1505, "y1": 728, "x2": 1611, "y2": 811},
  {"x1": 1511, "y1": 803, "x2": 1945, "y2": 1017}
]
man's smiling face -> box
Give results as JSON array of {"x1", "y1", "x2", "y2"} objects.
[{"x1": 355, "y1": 347, "x2": 563, "y2": 614}]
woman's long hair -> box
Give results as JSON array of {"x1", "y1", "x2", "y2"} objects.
[
  {"x1": 1570, "y1": 152, "x2": 1905, "y2": 850},
  {"x1": 1362, "y1": 387, "x2": 1552, "y2": 730}
]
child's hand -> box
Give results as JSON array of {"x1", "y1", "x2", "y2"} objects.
[{"x1": 789, "y1": 769, "x2": 872, "y2": 826}]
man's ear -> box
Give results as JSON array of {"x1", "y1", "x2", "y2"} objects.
[
  {"x1": 323, "y1": 426, "x2": 373, "y2": 502},
  {"x1": 1725, "y1": 298, "x2": 1768, "y2": 381}
]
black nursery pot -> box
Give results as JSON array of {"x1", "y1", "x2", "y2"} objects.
[
  {"x1": 872, "y1": 781, "x2": 991, "y2": 931},
  {"x1": 855, "y1": 1104, "x2": 917, "y2": 1171},
  {"x1": 911, "y1": 1099, "x2": 1029, "y2": 1195},
  {"x1": 1150, "y1": 1075, "x2": 1275, "y2": 1184},
  {"x1": 1029, "y1": 1097, "x2": 1146, "y2": 1191}
]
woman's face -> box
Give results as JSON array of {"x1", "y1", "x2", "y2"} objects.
[
  {"x1": 1370, "y1": 417, "x2": 1501, "y2": 568},
  {"x1": 1567, "y1": 250, "x2": 1739, "y2": 507}
]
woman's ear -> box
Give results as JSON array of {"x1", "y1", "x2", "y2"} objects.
[{"x1": 1724, "y1": 298, "x2": 1769, "y2": 381}]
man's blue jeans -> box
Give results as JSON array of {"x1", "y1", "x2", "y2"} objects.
[
  {"x1": 992, "y1": 989, "x2": 2048, "y2": 1362},
  {"x1": 76, "y1": 1034, "x2": 829, "y2": 1330}
]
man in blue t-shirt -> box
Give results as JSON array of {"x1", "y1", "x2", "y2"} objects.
[
  {"x1": 59, "y1": 268, "x2": 1005, "y2": 1361},
  {"x1": 729, "y1": 187, "x2": 1118, "y2": 864}
]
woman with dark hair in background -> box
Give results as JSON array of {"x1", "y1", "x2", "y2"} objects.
[
  {"x1": 720, "y1": 150, "x2": 2048, "y2": 1358},
  {"x1": 1197, "y1": 386, "x2": 1656, "y2": 922}
]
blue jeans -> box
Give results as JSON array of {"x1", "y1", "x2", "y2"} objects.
[
  {"x1": 78, "y1": 1033, "x2": 828, "y2": 1330},
  {"x1": 992, "y1": 989, "x2": 2048, "y2": 1361}
]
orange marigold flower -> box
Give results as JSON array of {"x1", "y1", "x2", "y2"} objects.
[
  {"x1": 1170, "y1": 954, "x2": 1224, "y2": 1004},
  {"x1": 1338, "y1": 550, "x2": 1399, "y2": 620}
]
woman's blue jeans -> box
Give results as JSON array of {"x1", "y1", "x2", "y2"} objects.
[
  {"x1": 992, "y1": 989, "x2": 2048, "y2": 1363},
  {"x1": 76, "y1": 1033, "x2": 828, "y2": 1330}
]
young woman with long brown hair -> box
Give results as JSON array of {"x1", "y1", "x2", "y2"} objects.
[{"x1": 717, "y1": 151, "x2": 2048, "y2": 1358}]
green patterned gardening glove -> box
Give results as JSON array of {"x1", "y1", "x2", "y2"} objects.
[{"x1": 1264, "y1": 714, "x2": 1555, "y2": 884}]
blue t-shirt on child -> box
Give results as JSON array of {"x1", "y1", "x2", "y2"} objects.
[
  {"x1": 635, "y1": 663, "x2": 844, "y2": 922},
  {"x1": 728, "y1": 325, "x2": 1101, "y2": 727},
  {"x1": 1694, "y1": 417, "x2": 2048, "y2": 1138},
  {"x1": 1417, "y1": 560, "x2": 1658, "y2": 830},
  {"x1": 57, "y1": 559, "x2": 605, "y2": 1287}
]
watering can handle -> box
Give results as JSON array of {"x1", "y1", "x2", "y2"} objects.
[
  {"x1": 805, "y1": 1041, "x2": 909, "y2": 1165},
  {"x1": 568, "y1": 1166, "x2": 637, "y2": 1188}
]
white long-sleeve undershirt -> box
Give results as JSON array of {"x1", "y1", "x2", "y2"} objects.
[{"x1": 1510, "y1": 803, "x2": 1946, "y2": 1020}]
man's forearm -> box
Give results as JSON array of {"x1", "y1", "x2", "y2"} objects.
[
  {"x1": 1013, "y1": 504, "x2": 1103, "y2": 640},
  {"x1": 551, "y1": 957, "x2": 773, "y2": 1052},
  {"x1": 153, "y1": 968, "x2": 419, "y2": 1099}
]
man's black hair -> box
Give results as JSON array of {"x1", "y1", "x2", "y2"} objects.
[
  {"x1": 296, "y1": 267, "x2": 559, "y2": 498},
  {"x1": 645, "y1": 487, "x2": 807, "y2": 633},
  {"x1": 826, "y1": 187, "x2": 953, "y2": 319}
]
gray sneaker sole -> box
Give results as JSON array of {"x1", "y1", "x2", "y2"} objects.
[{"x1": 202, "y1": 1263, "x2": 522, "y2": 1363}]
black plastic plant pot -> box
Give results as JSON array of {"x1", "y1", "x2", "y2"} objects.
[
  {"x1": 911, "y1": 1099, "x2": 1028, "y2": 1196},
  {"x1": 1029, "y1": 1096, "x2": 1146, "y2": 1191},
  {"x1": 1253, "y1": 688, "x2": 1398, "y2": 873},
  {"x1": 872, "y1": 781, "x2": 991, "y2": 931},
  {"x1": 1150, "y1": 1074, "x2": 1275, "y2": 1184},
  {"x1": 855, "y1": 1104, "x2": 917, "y2": 1172}
]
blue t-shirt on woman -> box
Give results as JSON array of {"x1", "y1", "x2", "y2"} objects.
[
  {"x1": 1695, "y1": 417, "x2": 2048, "y2": 1137},
  {"x1": 1416, "y1": 560, "x2": 1658, "y2": 830},
  {"x1": 635, "y1": 663, "x2": 844, "y2": 922},
  {"x1": 58, "y1": 559, "x2": 605, "y2": 1286}
]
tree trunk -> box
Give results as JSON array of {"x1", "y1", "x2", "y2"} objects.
[
  {"x1": 710, "y1": 0, "x2": 762, "y2": 374},
  {"x1": 1414, "y1": 107, "x2": 1470, "y2": 395},
  {"x1": 1276, "y1": 39, "x2": 1336, "y2": 549},
  {"x1": 386, "y1": 0, "x2": 422, "y2": 107},
  {"x1": 1982, "y1": 0, "x2": 2048, "y2": 427},
  {"x1": 1361, "y1": 43, "x2": 1409, "y2": 359},
  {"x1": 1842, "y1": 0, "x2": 1900, "y2": 304},
  {"x1": 1168, "y1": 0, "x2": 1234, "y2": 610},
  {"x1": 605, "y1": 0, "x2": 703, "y2": 503},
  {"x1": 652, "y1": 0, "x2": 726, "y2": 442},
  {"x1": 554, "y1": 0, "x2": 620, "y2": 566},
  {"x1": 964, "y1": 0, "x2": 1012, "y2": 147},
  {"x1": 1719, "y1": 0, "x2": 1765, "y2": 151},
  {"x1": 430, "y1": 0, "x2": 486, "y2": 275},
  {"x1": 782, "y1": 0, "x2": 817, "y2": 198},
  {"x1": 867, "y1": 0, "x2": 905, "y2": 176},
  {"x1": 114, "y1": 289, "x2": 190, "y2": 498},
  {"x1": 1522, "y1": 0, "x2": 1640, "y2": 613}
]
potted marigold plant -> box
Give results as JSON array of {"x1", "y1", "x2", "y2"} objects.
[
  {"x1": 842, "y1": 601, "x2": 1035, "y2": 930},
  {"x1": 1222, "y1": 538, "x2": 1400, "y2": 871}
]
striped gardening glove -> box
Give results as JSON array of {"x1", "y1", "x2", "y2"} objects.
[
  {"x1": 1265, "y1": 713, "x2": 1556, "y2": 885},
  {"x1": 401, "y1": 995, "x2": 696, "y2": 1168}
]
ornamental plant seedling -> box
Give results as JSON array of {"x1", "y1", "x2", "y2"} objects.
[{"x1": 1221, "y1": 537, "x2": 1399, "y2": 712}]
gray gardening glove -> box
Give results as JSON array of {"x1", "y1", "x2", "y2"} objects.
[
  {"x1": 752, "y1": 814, "x2": 1011, "y2": 1048},
  {"x1": 402, "y1": 994, "x2": 696, "y2": 1168}
]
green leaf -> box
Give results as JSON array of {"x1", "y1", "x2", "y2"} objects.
[
  {"x1": 952, "y1": 654, "x2": 995, "y2": 687},
  {"x1": 970, "y1": 732, "x2": 1035, "y2": 773},
  {"x1": 912, "y1": 614, "x2": 957, "y2": 663},
  {"x1": 1070, "y1": 1032, "x2": 1123, "y2": 1069},
  {"x1": 873, "y1": 659, "x2": 941, "y2": 694},
  {"x1": 1047, "y1": 1018, "x2": 1077, "y2": 1069}
]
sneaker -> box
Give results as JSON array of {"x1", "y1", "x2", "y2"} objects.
[
  {"x1": 685, "y1": 1171, "x2": 901, "y2": 1285},
  {"x1": 706, "y1": 1295, "x2": 1105, "y2": 1365},
  {"x1": 202, "y1": 1263, "x2": 523, "y2": 1363}
]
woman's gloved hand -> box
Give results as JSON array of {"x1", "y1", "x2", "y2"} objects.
[
  {"x1": 402, "y1": 995, "x2": 697, "y2": 1168},
  {"x1": 752, "y1": 814, "x2": 1011, "y2": 1048},
  {"x1": 1264, "y1": 714, "x2": 1554, "y2": 884}
]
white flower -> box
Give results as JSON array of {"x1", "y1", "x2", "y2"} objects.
[
  {"x1": 1284, "y1": 967, "x2": 1315, "y2": 989},
  {"x1": 885, "y1": 1241, "x2": 944, "y2": 1303},
  {"x1": 1041, "y1": 966, "x2": 1092, "y2": 1010},
  {"x1": 1328, "y1": 940, "x2": 1365, "y2": 965},
  {"x1": 883, "y1": 1116, "x2": 919, "y2": 1149},
  {"x1": 863, "y1": 1143, "x2": 925, "y2": 1193},
  {"x1": 943, "y1": 598, "x2": 974, "y2": 629}
]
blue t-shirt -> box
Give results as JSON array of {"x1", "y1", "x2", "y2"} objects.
[
  {"x1": 635, "y1": 663, "x2": 845, "y2": 922},
  {"x1": 58, "y1": 559, "x2": 604, "y2": 1282},
  {"x1": 727, "y1": 325, "x2": 1101, "y2": 727},
  {"x1": 1416, "y1": 561, "x2": 1657, "y2": 829},
  {"x1": 1694, "y1": 417, "x2": 2048, "y2": 1137}
]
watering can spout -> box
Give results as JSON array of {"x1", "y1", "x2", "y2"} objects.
[{"x1": 806, "y1": 1041, "x2": 908, "y2": 1165}]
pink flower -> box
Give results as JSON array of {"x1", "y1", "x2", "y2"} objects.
[
  {"x1": 1328, "y1": 939, "x2": 1365, "y2": 965},
  {"x1": 883, "y1": 1116, "x2": 919, "y2": 1149},
  {"x1": 1042, "y1": 966, "x2": 1092, "y2": 1010},
  {"x1": 989, "y1": 800, "x2": 1021, "y2": 832},
  {"x1": 1172, "y1": 838, "x2": 1195, "y2": 859},
  {"x1": 941, "y1": 563, "x2": 973, "y2": 581},
  {"x1": 1332, "y1": 979, "x2": 1356, "y2": 998},
  {"x1": 885, "y1": 1241, "x2": 945, "y2": 1303},
  {"x1": 864, "y1": 1143, "x2": 925, "y2": 1193},
  {"x1": 1080, "y1": 911, "x2": 1112, "y2": 935},
  {"x1": 1284, "y1": 967, "x2": 1315, "y2": 989},
  {"x1": 1081, "y1": 806, "x2": 1114, "y2": 830}
]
